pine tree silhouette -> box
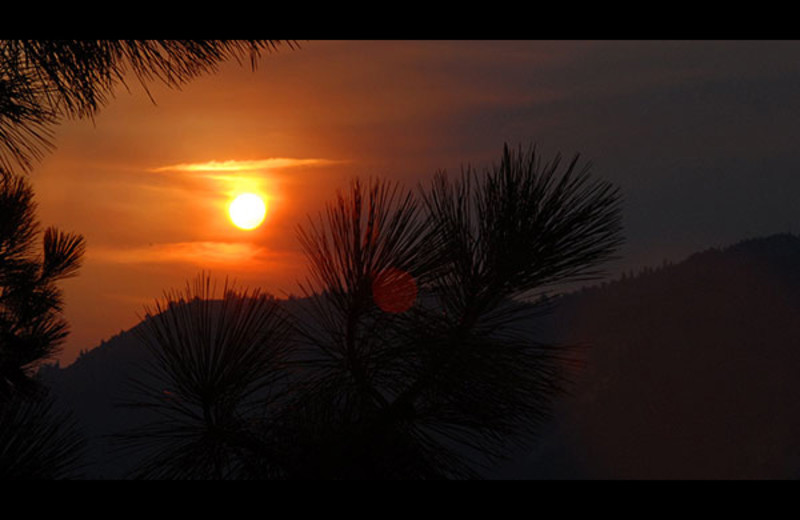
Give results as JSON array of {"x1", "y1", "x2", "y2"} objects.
[
  {"x1": 0, "y1": 171, "x2": 86, "y2": 478},
  {"x1": 0, "y1": 40, "x2": 294, "y2": 173},
  {"x1": 125, "y1": 143, "x2": 624, "y2": 479},
  {"x1": 0, "y1": 39, "x2": 297, "y2": 478},
  {"x1": 118, "y1": 277, "x2": 293, "y2": 479}
]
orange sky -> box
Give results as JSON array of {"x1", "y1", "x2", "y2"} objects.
[
  {"x1": 26, "y1": 40, "x2": 800, "y2": 365},
  {"x1": 32, "y1": 41, "x2": 526, "y2": 365}
]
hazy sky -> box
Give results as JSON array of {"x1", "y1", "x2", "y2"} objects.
[{"x1": 28, "y1": 40, "x2": 800, "y2": 365}]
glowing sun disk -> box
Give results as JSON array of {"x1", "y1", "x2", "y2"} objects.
[{"x1": 229, "y1": 193, "x2": 267, "y2": 230}]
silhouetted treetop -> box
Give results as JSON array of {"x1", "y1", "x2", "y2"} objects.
[
  {"x1": 423, "y1": 144, "x2": 624, "y2": 324},
  {"x1": 0, "y1": 172, "x2": 85, "y2": 400},
  {"x1": 119, "y1": 275, "x2": 293, "y2": 479},
  {"x1": 0, "y1": 171, "x2": 87, "y2": 478},
  {"x1": 281, "y1": 145, "x2": 624, "y2": 478},
  {"x1": 120, "y1": 143, "x2": 624, "y2": 479},
  {"x1": 0, "y1": 40, "x2": 295, "y2": 173}
]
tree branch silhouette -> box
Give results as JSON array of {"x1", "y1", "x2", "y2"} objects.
[
  {"x1": 0, "y1": 391, "x2": 85, "y2": 479},
  {"x1": 117, "y1": 275, "x2": 293, "y2": 479},
  {"x1": 0, "y1": 40, "x2": 295, "y2": 174},
  {"x1": 123, "y1": 143, "x2": 623, "y2": 479},
  {"x1": 288, "y1": 145, "x2": 623, "y2": 478},
  {"x1": 0, "y1": 172, "x2": 85, "y2": 399},
  {"x1": 0, "y1": 39, "x2": 293, "y2": 479},
  {"x1": 0, "y1": 170, "x2": 86, "y2": 478}
]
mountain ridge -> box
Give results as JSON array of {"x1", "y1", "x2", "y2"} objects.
[{"x1": 40, "y1": 232, "x2": 800, "y2": 478}]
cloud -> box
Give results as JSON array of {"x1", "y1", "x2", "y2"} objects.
[
  {"x1": 90, "y1": 241, "x2": 295, "y2": 271},
  {"x1": 149, "y1": 158, "x2": 342, "y2": 174}
]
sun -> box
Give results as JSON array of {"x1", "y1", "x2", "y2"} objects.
[{"x1": 228, "y1": 193, "x2": 267, "y2": 230}]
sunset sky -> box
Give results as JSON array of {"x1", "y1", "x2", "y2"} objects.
[{"x1": 27, "y1": 40, "x2": 800, "y2": 365}]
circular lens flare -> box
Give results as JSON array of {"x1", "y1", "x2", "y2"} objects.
[
  {"x1": 372, "y1": 268, "x2": 418, "y2": 313},
  {"x1": 229, "y1": 193, "x2": 267, "y2": 230}
]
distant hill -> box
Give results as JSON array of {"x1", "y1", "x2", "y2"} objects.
[
  {"x1": 39, "y1": 320, "x2": 155, "y2": 479},
  {"x1": 501, "y1": 233, "x2": 800, "y2": 479},
  {"x1": 41, "y1": 234, "x2": 800, "y2": 479}
]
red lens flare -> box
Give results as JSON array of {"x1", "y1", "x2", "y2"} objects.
[{"x1": 372, "y1": 268, "x2": 418, "y2": 313}]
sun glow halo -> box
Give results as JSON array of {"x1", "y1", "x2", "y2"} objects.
[{"x1": 228, "y1": 193, "x2": 267, "y2": 230}]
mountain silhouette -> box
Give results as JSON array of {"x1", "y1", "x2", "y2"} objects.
[
  {"x1": 41, "y1": 233, "x2": 800, "y2": 479},
  {"x1": 39, "y1": 321, "x2": 154, "y2": 478},
  {"x1": 500, "y1": 232, "x2": 800, "y2": 479}
]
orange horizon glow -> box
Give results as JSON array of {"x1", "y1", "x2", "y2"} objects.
[
  {"x1": 87, "y1": 241, "x2": 288, "y2": 269},
  {"x1": 30, "y1": 41, "x2": 552, "y2": 367}
]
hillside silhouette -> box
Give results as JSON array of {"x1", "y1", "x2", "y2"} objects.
[
  {"x1": 41, "y1": 233, "x2": 800, "y2": 478},
  {"x1": 502, "y1": 233, "x2": 800, "y2": 478}
]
